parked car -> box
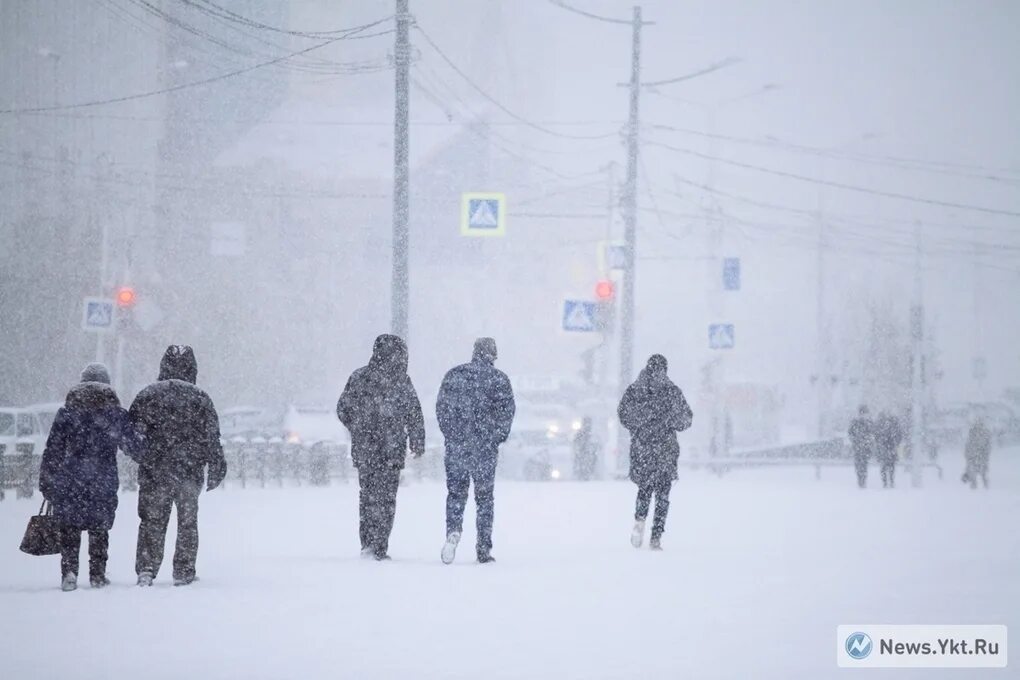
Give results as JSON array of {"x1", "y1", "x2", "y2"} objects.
[{"x1": 0, "y1": 407, "x2": 45, "y2": 498}]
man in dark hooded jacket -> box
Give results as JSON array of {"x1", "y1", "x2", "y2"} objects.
[
  {"x1": 337, "y1": 334, "x2": 425, "y2": 560},
  {"x1": 618, "y1": 354, "x2": 693, "y2": 551},
  {"x1": 436, "y1": 338, "x2": 515, "y2": 564},
  {"x1": 848, "y1": 405, "x2": 875, "y2": 489},
  {"x1": 129, "y1": 345, "x2": 226, "y2": 586},
  {"x1": 40, "y1": 363, "x2": 144, "y2": 591},
  {"x1": 874, "y1": 411, "x2": 903, "y2": 488}
]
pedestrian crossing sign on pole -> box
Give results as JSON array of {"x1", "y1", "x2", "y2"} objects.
[
  {"x1": 461, "y1": 192, "x2": 506, "y2": 237},
  {"x1": 82, "y1": 297, "x2": 115, "y2": 333},
  {"x1": 708, "y1": 323, "x2": 735, "y2": 349},
  {"x1": 562, "y1": 300, "x2": 598, "y2": 332}
]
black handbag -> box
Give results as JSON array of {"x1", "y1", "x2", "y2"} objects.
[{"x1": 19, "y1": 500, "x2": 62, "y2": 556}]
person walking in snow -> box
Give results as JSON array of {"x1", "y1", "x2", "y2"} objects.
[
  {"x1": 572, "y1": 416, "x2": 599, "y2": 481},
  {"x1": 962, "y1": 417, "x2": 992, "y2": 489},
  {"x1": 338, "y1": 334, "x2": 425, "y2": 561},
  {"x1": 129, "y1": 345, "x2": 226, "y2": 586},
  {"x1": 39, "y1": 363, "x2": 144, "y2": 591},
  {"x1": 617, "y1": 354, "x2": 693, "y2": 551},
  {"x1": 874, "y1": 411, "x2": 904, "y2": 488},
  {"x1": 436, "y1": 338, "x2": 515, "y2": 564},
  {"x1": 848, "y1": 405, "x2": 876, "y2": 489}
]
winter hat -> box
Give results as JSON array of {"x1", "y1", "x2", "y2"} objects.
[
  {"x1": 80, "y1": 362, "x2": 111, "y2": 385},
  {"x1": 473, "y1": 337, "x2": 498, "y2": 363}
]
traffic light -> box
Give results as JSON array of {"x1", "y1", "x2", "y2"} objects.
[
  {"x1": 115, "y1": 286, "x2": 136, "y2": 308},
  {"x1": 595, "y1": 280, "x2": 614, "y2": 301}
]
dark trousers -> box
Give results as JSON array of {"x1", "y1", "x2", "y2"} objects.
[
  {"x1": 635, "y1": 479, "x2": 672, "y2": 540},
  {"x1": 136, "y1": 481, "x2": 201, "y2": 580},
  {"x1": 60, "y1": 526, "x2": 108, "y2": 578},
  {"x1": 854, "y1": 454, "x2": 869, "y2": 488},
  {"x1": 445, "y1": 443, "x2": 498, "y2": 557},
  {"x1": 880, "y1": 462, "x2": 895, "y2": 488},
  {"x1": 357, "y1": 466, "x2": 402, "y2": 555}
]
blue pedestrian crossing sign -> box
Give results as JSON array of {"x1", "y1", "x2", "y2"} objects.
[
  {"x1": 82, "y1": 297, "x2": 115, "y2": 333},
  {"x1": 562, "y1": 300, "x2": 598, "y2": 332},
  {"x1": 461, "y1": 192, "x2": 506, "y2": 237},
  {"x1": 723, "y1": 257, "x2": 741, "y2": 290},
  {"x1": 709, "y1": 323, "x2": 735, "y2": 349}
]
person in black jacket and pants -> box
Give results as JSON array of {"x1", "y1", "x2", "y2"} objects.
[
  {"x1": 338, "y1": 334, "x2": 425, "y2": 561},
  {"x1": 129, "y1": 346, "x2": 226, "y2": 586},
  {"x1": 40, "y1": 363, "x2": 144, "y2": 591},
  {"x1": 618, "y1": 355, "x2": 693, "y2": 551},
  {"x1": 436, "y1": 338, "x2": 515, "y2": 564}
]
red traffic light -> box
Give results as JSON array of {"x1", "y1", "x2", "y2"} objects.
[
  {"x1": 595, "y1": 280, "x2": 615, "y2": 301},
  {"x1": 115, "y1": 286, "x2": 136, "y2": 307}
]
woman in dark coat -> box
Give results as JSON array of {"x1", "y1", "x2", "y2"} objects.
[
  {"x1": 39, "y1": 363, "x2": 143, "y2": 591},
  {"x1": 617, "y1": 355, "x2": 693, "y2": 550}
]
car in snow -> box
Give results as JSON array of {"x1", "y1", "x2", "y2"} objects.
[
  {"x1": 502, "y1": 403, "x2": 582, "y2": 481},
  {"x1": 283, "y1": 404, "x2": 349, "y2": 446},
  {"x1": 0, "y1": 407, "x2": 46, "y2": 498}
]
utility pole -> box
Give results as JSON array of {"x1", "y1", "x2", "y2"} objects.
[
  {"x1": 910, "y1": 220, "x2": 925, "y2": 488},
  {"x1": 815, "y1": 210, "x2": 829, "y2": 439},
  {"x1": 616, "y1": 6, "x2": 643, "y2": 470},
  {"x1": 619, "y1": 5, "x2": 642, "y2": 400},
  {"x1": 391, "y1": 0, "x2": 411, "y2": 341}
]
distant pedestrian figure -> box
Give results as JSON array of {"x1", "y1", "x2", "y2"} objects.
[
  {"x1": 618, "y1": 355, "x2": 693, "y2": 551},
  {"x1": 436, "y1": 338, "x2": 515, "y2": 564},
  {"x1": 848, "y1": 405, "x2": 876, "y2": 489},
  {"x1": 338, "y1": 334, "x2": 425, "y2": 560},
  {"x1": 39, "y1": 363, "x2": 144, "y2": 591},
  {"x1": 874, "y1": 411, "x2": 904, "y2": 488},
  {"x1": 962, "y1": 417, "x2": 992, "y2": 489},
  {"x1": 573, "y1": 417, "x2": 599, "y2": 481},
  {"x1": 130, "y1": 346, "x2": 227, "y2": 587}
]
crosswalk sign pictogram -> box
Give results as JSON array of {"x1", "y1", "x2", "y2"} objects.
[
  {"x1": 461, "y1": 192, "x2": 506, "y2": 237},
  {"x1": 82, "y1": 297, "x2": 115, "y2": 333},
  {"x1": 709, "y1": 323, "x2": 735, "y2": 349}
]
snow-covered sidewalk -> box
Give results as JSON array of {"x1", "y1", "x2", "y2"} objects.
[{"x1": 1, "y1": 451, "x2": 1017, "y2": 679}]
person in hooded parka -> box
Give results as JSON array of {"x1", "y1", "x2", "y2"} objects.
[
  {"x1": 436, "y1": 338, "x2": 515, "y2": 565},
  {"x1": 617, "y1": 354, "x2": 693, "y2": 551},
  {"x1": 129, "y1": 345, "x2": 226, "y2": 586},
  {"x1": 39, "y1": 363, "x2": 144, "y2": 591},
  {"x1": 337, "y1": 334, "x2": 425, "y2": 560}
]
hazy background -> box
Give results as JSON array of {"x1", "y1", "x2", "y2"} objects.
[{"x1": 1, "y1": 0, "x2": 1018, "y2": 449}]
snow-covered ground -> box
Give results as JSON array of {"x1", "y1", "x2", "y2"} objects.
[{"x1": 1, "y1": 448, "x2": 1017, "y2": 679}]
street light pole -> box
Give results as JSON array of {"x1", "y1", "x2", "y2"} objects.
[{"x1": 391, "y1": 0, "x2": 411, "y2": 341}]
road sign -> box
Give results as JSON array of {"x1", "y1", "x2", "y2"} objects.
[
  {"x1": 562, "y1": 300, "x2": 598, "y2": 332},
  {"x1": 973, "y1": 356, "x2": 987, "y2": 381},
  {"x1": 709, "y1": 323, "x2": 735, "y2": 349},
  {"x1": 723, "y1": 257, "x2": 741, "y2": 290},
  {"x1": 82, "y1": 297, "x2": 115, "y2": 333},
  {"x1": 461, "y1": 192, "x2": 506, "y2": 237}
]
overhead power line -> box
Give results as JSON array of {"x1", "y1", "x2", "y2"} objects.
[
  {"x1": 546, "y1": 0, "x2": 634, "y2": 25},
  {"x1": 184, "y1": 0, "x2": 385, "y2": 38},
  {"x1": 0, "y1": 17, "x2": 390, "y2": 115},
  {"x1": 645, "y1": 140, "x2": 1020, "y2": 218},
  {"x1": 414, "y1": 23, "x2": 620, "y2": 141}
]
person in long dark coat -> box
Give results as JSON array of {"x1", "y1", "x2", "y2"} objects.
[
  {"x1": 436, "y1": 338, "x2": 515, "y2": 564},
  {"x1": 848, "y1": 405, "x2": 875, "y2": 489},
  {"x1": 963, "y1": 417, "x2": 992, "y2": 489},
  {"x1": 129, "y1": 345, "x2": 226, "y2": 586},
  {"x1": 39, "y1": 363, "x2": 144, "y2": 591},
  {"x1": 617, "y1": 354, "x2": 693, "y2": 550},
  {"x1": 338, "y1": 334, "x2": 425, "y2": 560},
  {"x1": 572, "y1": 417, "x2": 599, "y2": 481},
  {"x1": 874, "y1": 411, "x2": 904, "y2": 488}
]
